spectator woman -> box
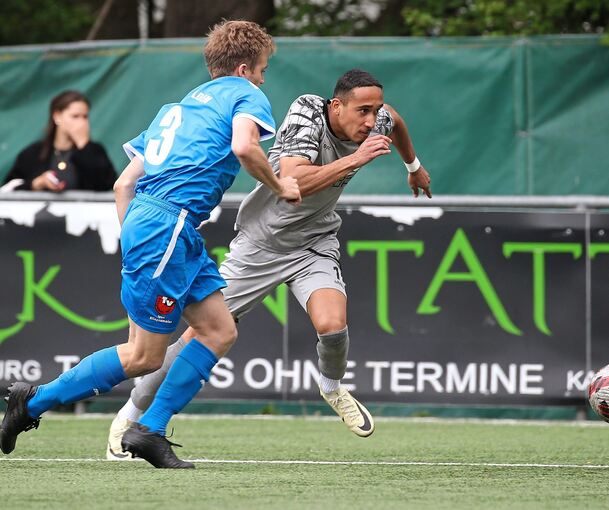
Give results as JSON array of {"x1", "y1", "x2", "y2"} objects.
[{"x1": 3, "y1": 90, "x2": 116, "y2": 191}]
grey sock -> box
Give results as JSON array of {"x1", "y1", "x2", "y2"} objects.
[
  {"x1": 130, "y1": 336, "x2": 187, "y2": 411},
  {"x1": 316, "y1": 326, "x2": 349, "y2": 380}
]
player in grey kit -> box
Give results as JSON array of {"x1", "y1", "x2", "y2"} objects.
[{"x1": 107, "y1": 68, "x2": 432, "y2": 459}]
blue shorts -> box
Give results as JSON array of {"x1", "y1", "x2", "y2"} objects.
[{"x1": 120, "y1": 193, "x2": 226, "y2": 334}]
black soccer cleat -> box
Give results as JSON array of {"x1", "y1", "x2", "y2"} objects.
[
  {"x1": 121, "y1": 423, "x2": 194, "y2": 469},
  {"x1": 0, "y1": 382, "x2": 40, "y2": 454}
]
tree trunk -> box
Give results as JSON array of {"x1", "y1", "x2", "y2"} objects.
[
  {"x1": 79, "y1": 0, "x2": 141, "y2": 40},
  {"x1": 364, "y1": 0, "x2": 409, "y2": 36},
  {"x1": 164, "y1": 0, "x2": 275, "y2": 37}
]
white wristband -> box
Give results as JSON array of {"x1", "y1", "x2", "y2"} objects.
[{"x1": 404, "y1": 156, "x2": 421, "y2": 173}]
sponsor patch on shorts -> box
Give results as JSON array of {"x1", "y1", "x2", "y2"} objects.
[{"x1": 155, "y1": 295, "x2": 176, "y2": 315}]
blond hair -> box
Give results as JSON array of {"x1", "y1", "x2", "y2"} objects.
[{"x1": 204, "y1": 20, "x2": 275, "y2": 78}]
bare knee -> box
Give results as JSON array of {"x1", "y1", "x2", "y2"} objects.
[
  {"x1": 192, "y1": 321, "x2": 237, "y2": 358},
  {"x1": 121, "y1": 350, "x2": 164, "y2": 377},
  {"x1": 226, "y1": 322, "x2": 238, "y2": 347},
  {"x1": 212, "y1": 322, "x2": 238, "y2": 354},
  {"x1": 315, "y1": 317, "x2": 347, "y2": 336}
]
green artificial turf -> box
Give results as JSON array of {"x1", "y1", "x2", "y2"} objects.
[{"x1": 1, "y1": 415, "x2": 607, "y2": 509}]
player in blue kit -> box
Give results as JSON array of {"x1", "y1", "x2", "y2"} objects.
[{"x1": 0, "y1": 20, "x2": 300, "y2": 469}]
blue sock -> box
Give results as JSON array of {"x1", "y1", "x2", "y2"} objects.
[
  {"x1": 27, "y1": 346, "x2": 127, "y2": 418},
  {"x1": 139, "y1": 340, "x2": 217, "y2": 435}
]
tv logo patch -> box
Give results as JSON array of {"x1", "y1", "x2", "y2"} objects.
[{"x1": 155, "y1": 295, "x2": 176, "y2": 315}]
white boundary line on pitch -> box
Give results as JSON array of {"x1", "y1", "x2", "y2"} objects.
[
  {"x1": 2, "y1": 458, "x2": 609, "y2": 469},
  {"x1": 44, "y1": 413, "x2": 609, "y2": 428}
]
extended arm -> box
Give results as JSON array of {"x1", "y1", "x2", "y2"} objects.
[
  {"x1": 113, "y1": 157, "x2": 145, "y2": 225},
  {"x1": 279, "y1": 135, "x2": 392, "y2": 197},
  {"x1": 232, "y1": 117, "x2": 300, "y2": 203},
  {"x1": 384, "y1": 104, "x2": 432, "y2": 198}
]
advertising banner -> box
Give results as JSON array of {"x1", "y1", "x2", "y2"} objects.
[{"x1": 1, "y1": 197, "x2": 608, "y2": 406}]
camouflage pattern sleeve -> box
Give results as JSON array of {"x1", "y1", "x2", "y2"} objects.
[
  {"x1": 373, "y1": 107, "x2": 395, "y2": 137},
  {"x1": 277, "y1": 95, "x2": 325, "y2": 162}
]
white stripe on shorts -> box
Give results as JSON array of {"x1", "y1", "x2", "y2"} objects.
[{"x1": 152, "y1": 209, "x2": 188, "y2": 279}]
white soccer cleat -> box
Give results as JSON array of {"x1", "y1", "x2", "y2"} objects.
[
  {"x1": 320, "y1": 387, "x2": 375, "y2": 437},
  {"x1": 106, "y1": 415, "x2": 136, "y2": 460}
]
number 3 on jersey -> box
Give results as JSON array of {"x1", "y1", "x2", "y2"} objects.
[{"x1": 145, "y1": 105, "x2": 182, "y2": 165}]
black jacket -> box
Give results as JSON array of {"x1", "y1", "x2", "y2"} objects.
[{"x1": 3, "y1": 140, "x2": 117, "y2": 191}]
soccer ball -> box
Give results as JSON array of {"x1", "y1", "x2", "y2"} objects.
[{"x1": 588, "y1": 365, "x2": 609, "y2": 422}]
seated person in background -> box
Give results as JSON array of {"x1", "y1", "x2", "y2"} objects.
[{"x1": 2, "y1": 90, "x2": 117, "y2": 192}]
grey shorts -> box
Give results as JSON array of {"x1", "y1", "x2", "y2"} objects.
[{"x1": 219, "y1": 232, "x2": 346, "y2": 319}]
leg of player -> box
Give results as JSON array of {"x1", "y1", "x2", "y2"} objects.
[
  {"x1": 121, "y1": 291, "x2": 237, "y2": 469},
  {"x1": 307, "y1": 289, "x2": 375, "y2": 438},
  {"x1": 107, "y1": 333, "x2": 192, "y2": 460},
  {"x1": 107, "y1": 251, "x2": 260, "y2": 461},
  {"x1": 0, "y1": 320, "x2": 170, "y2": 455}
]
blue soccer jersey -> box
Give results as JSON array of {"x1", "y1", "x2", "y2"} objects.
[
  {"x1": 119, "y1": 76, "x2": 276, "y2": 334},
  {"x1": 123, "y1": 76, "x2": 275, "y2": 222}
]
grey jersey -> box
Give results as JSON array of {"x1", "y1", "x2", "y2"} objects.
[{"x1": 235, "y1": 94, "x2": 394, "y2": 252}]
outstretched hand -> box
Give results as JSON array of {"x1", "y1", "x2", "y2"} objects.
[{"x1": 408, "y1": 165, "x2": 432, "y2": 198}]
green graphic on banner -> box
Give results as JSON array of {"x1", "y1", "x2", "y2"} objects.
[
  {"x1": 347, "y1": 240, "x2": 424, "y2": 334},
  {"x1": 0, "y1": 251, "x2": 128, "y2": 344},
  {"x1": 2, "y1": 234, "x2": 605, "y2": 344},
  {"x1": 589, "y1": 243, "x2": 609, "y2": 259},
  {"x1": 418, "y1": 229, "x2": 522, "y2": 336},
  {"x1": 503, "y1": 242, "x2": 582, "y2": 335}
]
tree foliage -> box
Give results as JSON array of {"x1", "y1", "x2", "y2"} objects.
[
  {"x1": 268, "y1": 0, "x2": 378, "y2": 36},
  {"x1": 0, "y1": 0, "x2": 607, "y2": 46},
  {"x1": 0, "y1": 0, "x2": 94, "y2": 45},
  {"x1": 270, "y1": 0, "x2": 608, "y2": 37},
  {"x1": 402, "y1": 0, "x2": 609, "y2": 36}
]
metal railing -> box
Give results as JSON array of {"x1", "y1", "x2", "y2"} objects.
[{"x1": 2, "y1": 191, "x2": 609, "y2": 210}]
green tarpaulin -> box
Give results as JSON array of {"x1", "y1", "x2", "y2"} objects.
[{"x1": 1, "y1": 35, "x2": 607, "y2": 195}]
